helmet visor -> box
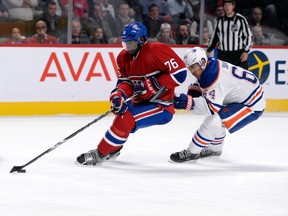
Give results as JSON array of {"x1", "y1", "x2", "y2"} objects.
[{"x1": 122, "y1": 40, "x2": 138, "y2": 52}]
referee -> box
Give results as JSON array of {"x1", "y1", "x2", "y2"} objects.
[{"x1": 207, "y1": 0, "x2": 252, "y2": 69}]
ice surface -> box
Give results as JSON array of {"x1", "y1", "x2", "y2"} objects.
[{"x1": 1, "y1": 112, "x2": 288, "y2": 216}]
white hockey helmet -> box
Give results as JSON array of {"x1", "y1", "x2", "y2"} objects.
[{"x1": 183, "y1": 47, "x2": 208, "y2": 70}]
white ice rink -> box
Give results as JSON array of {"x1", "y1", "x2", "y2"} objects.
[{"x1": 1, "y1": 112, "x2": 288, "y2": 216}]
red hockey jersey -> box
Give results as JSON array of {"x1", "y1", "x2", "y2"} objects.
[{"x1": 116, "y1": 42, "x2": 187, "y2": 113}]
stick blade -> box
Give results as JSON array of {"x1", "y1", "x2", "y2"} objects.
[{"x1": 10, "y1": 166, "x2": 24, "y2": 173}]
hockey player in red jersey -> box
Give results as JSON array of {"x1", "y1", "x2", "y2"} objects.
[
  {"x1": 77, "y1": 22, "x2": 187, "y2": 166},
  {"x1": 170, "y1": 47, "x2": 266, "y2": 163}
]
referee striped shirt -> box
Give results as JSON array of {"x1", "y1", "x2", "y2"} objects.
[{"x1": 207, "y1": 13, "x2": 253, "y2": 53}]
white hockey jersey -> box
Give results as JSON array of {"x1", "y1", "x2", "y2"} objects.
[{"x1": 193, "y1": 57, "x2": 266, "y2": 115}]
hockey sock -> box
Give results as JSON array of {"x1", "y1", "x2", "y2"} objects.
[{"x1": 98, "y1": 111, "x2": 135, "y2": 155}]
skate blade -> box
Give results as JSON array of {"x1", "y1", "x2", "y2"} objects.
[
  {"x1": 74, "y1": 160, "x2": 99, "y2": 166},
  {"x1": 74, "y1": 160, "x2": 88, "y2": 166},
  {"x1": 168, "y1": 159, "x2": 198, "y2": 164},
  {"x1": 200, "y1": 155, "x2": 222, "y2": 160}
]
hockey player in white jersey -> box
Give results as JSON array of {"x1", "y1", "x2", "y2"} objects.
[{"x1": 170, "y1": 47, "x2": 266, "y2": 163}]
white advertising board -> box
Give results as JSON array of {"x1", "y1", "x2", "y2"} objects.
[
  {"x1": 246, "y1": 47, "x2": 288, "y2": 99},
  {"x1": 0, "y1": 46, "x2": 287, "y2": 103},
  {"x1": 0, "y1": 46, "x2": 121, "y2": 102}
]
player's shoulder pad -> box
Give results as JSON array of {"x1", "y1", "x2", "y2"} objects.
[
  {"x1": 117, "y1": 49, "x2": 132, "y2": 61},
  {"x1": 199, "y1": 58, "x2": 219, "y2": 88}
]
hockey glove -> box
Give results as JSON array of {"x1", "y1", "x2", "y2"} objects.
[
  {"x1": 133, "y1": 77, "x2": 161, "y2": 99},
  {"x1": 174, "y1": 93, "x2": 194, "y2": 110},
  {"x1": 109, "y1": 89, "x2": 128, "y2": 115},
  {"x1": 187, "y1": 82, "x2": 203, "y2": 98}
]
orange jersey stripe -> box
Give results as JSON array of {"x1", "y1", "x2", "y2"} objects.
[
  {"x1": 209, "y1": 103, "x2": 220, "y2": 113},
  {"x1": 247, "y1": 86, "x2": 263, "y2": 105}
]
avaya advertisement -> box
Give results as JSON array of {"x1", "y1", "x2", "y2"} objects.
[{"x1": 0, "y1": 46, "x2": 287, "y2": 103}]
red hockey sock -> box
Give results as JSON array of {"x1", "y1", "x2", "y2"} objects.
[
  {"x1": 98, "y1": 111, "x2": 135, "y2": 155},
  {"x1": 98, "y1": 138, "x2": 123, "y2": 156}
]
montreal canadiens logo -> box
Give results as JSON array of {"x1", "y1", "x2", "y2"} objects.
[{"x1": 248, "y1": 51, "x2": 270, "y2": 84}]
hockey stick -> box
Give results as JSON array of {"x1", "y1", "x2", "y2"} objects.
[
  {"x1": 10, "y1": 94, "x2": 137, "y2": 173},
  {"x1": 10, "y1": 86, "x2": 167, "y2": 173}
]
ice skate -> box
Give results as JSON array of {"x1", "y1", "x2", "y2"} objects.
[
  {"x1": 200, "y1": 148, "x2": 222, "y2": 158},
  {"x1": 76, "y1": 149, "x2": 108, "y2": 166},
  {"x1": 106, "y1": 146, "x2": 123, "y2": 161},
  {"x1": 170, "y1": 149, "x2": 200, "y2": 163}
]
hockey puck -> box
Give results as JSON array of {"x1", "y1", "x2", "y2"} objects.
[{"x1": 17, "y1": 169, "x2": 26, "y2": 173}]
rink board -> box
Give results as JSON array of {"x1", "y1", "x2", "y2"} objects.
[{"x1": 0, "y1": 45, "x2": 287, "y2": 115}]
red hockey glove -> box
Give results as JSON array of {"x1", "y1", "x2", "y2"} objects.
[
  {"x1": 187, "y1": 82, "x2": 203, "y2": 98},
  {"x1": 174, "y1": 93, "x2": 194, "y2": 110},
  {"x1": 133, "y1": 77, "x2": 161, "y2": 99},
  {"x1": 109, "y1": 89, "x2": 128, "y2": 115}
]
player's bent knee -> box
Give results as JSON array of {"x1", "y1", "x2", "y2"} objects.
[
  {"x1": 111, "y1": 111, "x2": 136, "y2": 138},
  {"x1": 200, "y1": 115, "x2": 224, "y2": 137}
]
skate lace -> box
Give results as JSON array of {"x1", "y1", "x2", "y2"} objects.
[
  {"x1": 200, "y1": 148, "x2": 222, "y2": 157},
  {"x1": 200, "y1": 148, "x2": 213, "y2": 156},
  {"x1": 178, "y1": 149, "x2": 192, "y2": 159},
  {"x1": 86, "y1": 150, "x2": 103, "y2": 164}
]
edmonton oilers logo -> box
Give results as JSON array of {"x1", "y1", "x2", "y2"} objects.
[{"x1": 248, "y1": 51, "x2": 270, "y2": 84}]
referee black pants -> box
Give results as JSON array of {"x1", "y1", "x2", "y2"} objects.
[{"x1": 217, "y1": 50, "x2": 248, "y2": 70}]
